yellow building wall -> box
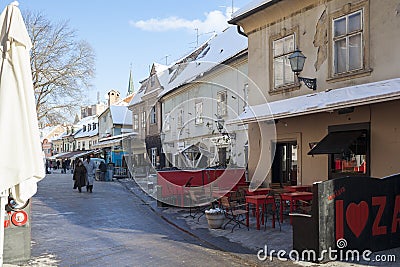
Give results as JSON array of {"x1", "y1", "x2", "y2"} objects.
[
  {"x1": 239, "y1": 0, "x2": 400, "y2": 105},
  {"x1": 248, "y1": 100, "x2": 400, "y2": 186}
]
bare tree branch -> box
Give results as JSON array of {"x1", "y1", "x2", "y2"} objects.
[{"x1": 23, "y1": 11, "x2": 96, "y2": 124}]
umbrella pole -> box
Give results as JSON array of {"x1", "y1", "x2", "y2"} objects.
[{"x1": 0, "y1": 190, "x2": 7, "y2": 266}]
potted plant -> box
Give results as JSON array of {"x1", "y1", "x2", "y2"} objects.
[{"x1": 205, "y1": 208, "x2": 225, "y2": 229}]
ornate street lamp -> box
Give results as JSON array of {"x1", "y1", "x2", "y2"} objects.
[
  {"x1": 288, "y1": 48, "x2": 317, "y2": 90},
  {"x1": 215, "y1": 115, "x2": 225, "y2": 134}
]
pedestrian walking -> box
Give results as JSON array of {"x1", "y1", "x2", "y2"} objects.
[
  {"x1": 99, "y1": 161, "x2": 107, "y2": 181},
  {"x1": 62, "y1": 160, "x2": 67, "y2": 173},
  {"x1": 45, "y1": 160, "x2": 50, "y2": 174},
  {"x1": 73, "y1": 159, "x2": 87, "y2": 193},
  {"x1": 66, "y1": 159, "x2": 71, "y2": 171},
  {"x1": 83, "y1": 155, "x2": 96, "y2": 193}
]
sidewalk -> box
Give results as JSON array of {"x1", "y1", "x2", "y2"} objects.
[{"x1": 118, "y1": 177, "x2": 399, "y2": 267}]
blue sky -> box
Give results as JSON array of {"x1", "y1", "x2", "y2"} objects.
[{"x1": 17, "y1": 0, "x2": 251, "y2": 103}]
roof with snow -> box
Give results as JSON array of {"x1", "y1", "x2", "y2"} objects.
[
  {"x1": 73, "y1": 115, "x2": 98, "y2": 139},
  {"x1": 229, "y1": 78, "x2": 400, "y2": 124},
  {"x1": 109, "y1": 105, "x2": 132, "y2": 125},
  {"x1": 153, "y1": 62, "x2": 169, "y2": 73},
  {"x1": 129, "y1": 78, "x2": 149, "y2": 106},
  {"x1": 158, "y1": 26, "x2": 247, "y2": 97},
  {"x1": 74, "y1": 127, "x2": 98, "y2": 139},
  {"x1": 229, "y1": 0, "x2": 282, "y2": 24},
  {"x1": 40, "y1": 125, "x2": 63, "y2": 142},
  {"x1": 52, "y1": 130, "x2": 68, "y2": 141},
  {"x1": 129, "y1": 26, "x2": 247, "y2": 106}
]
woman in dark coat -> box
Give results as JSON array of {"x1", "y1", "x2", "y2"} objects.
[{"x1": 73, "y1": 159, "x2": 87, "y2": 193}]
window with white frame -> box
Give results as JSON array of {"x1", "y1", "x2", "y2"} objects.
[
  {"x1": 177, "y1": 108, "x2": 184, "y2": 128},
  {"x1": 333, "y1": 10, "x2": 363, "y2": 74},
  {"x1": 150, "y1": 106, "x2": 156, "y2": 124},
  {"x1": 133, "y1": 114, "x2": 139, "y2": 130},
  {"x1": 164, "y1": 113, "x2": 170, "y2": 131},
  {"x1": 141, "y1": 111, "x2": 146, "y2": 130},
  {"x1": 151, "y1": 147, "x2": 157, "y2": 167},
  {"x1": 195, "y1": 102, "x2": 203, "y2": 125},
  {"x1": 217, "y1": 91, "x2": 227, "y2": 116},
  {"x1": 273, "y1": 34, "x2": 295, "y2": 88}
]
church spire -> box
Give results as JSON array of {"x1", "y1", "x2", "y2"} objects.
[{"x1": 127, "y1": 64, "x2": 134, "y2": 96}]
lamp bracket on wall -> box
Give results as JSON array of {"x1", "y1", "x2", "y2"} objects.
[{"x1": 297, "y1": 75, "x2": 317, "y2": 91}]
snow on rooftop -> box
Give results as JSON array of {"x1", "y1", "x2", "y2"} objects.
[
  {"x1": 158, "y1": 26, "x2": 247, "y2": 97},
  {"x1": 110, "y1": 105, "x2": 132, "y2": 125},
  {"x1": 129, "y1": 84, "x2": 146, "y2": 106},
  {"x1": 74, "y1": 127, "x2": 98, "y2": 139},
  {"x1": 233, "y1": 78, "x2": 400, "y2": 124},
  {"x1": 40, "y1": 126, "x2": 59, "y2": 141},
  {"x1": 75, "y1": 115, "x2": 97, "y2": 127},
  {"x1": 129, "y1": 26, "x2": 247, "y2": 107},
  {"x1": 72, "y1": 115, "x2": 98, "y2": 138},
  {"x1": 230, "y1": 0, "x2": 279, "y2": 22},
  {"x1": 154, "y1": 63, "x2": 169, "y2": 73}
]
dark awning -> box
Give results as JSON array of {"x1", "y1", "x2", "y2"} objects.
[
  {"x1": 308, "y1": 130, "x2": 365, "y2": 155},
  {"x1": 56, "y1": 150, "x2": 89, "y2": 159}
]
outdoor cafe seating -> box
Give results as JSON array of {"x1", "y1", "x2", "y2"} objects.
[
  {"x1": 180, "y1": 178, "x2": 314, "y2": 232},
  {"x1": 220, "y1": 196, "x2": 249, "y2": 232},
  {"x1": 185, "y1": 187, "x2": 212, "y2": 221},
  {"x1": 241, "y1": 185, "x2": 314, "y2": 230},
  {"x1": 263, "y1": 191, "x2": 281, "y2": 231},
  {"x1": 280, "y1": 191, "x2": 313, "y2": 224},
  {"x1": 245, "y1": 193, "x2": 279, "y2": 230}
]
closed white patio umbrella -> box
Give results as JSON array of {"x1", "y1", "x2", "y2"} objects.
[{"x1": 0, "y1": 1, "x2": 45, "y2": 264}]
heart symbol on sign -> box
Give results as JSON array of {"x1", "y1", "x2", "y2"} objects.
[{"x1": 346, "y1": 201, "x2": 369, "y2": 238}]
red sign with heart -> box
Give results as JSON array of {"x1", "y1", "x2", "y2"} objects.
[{"x1": 346, "y1": 201, "x2": 369, "y2": 238}]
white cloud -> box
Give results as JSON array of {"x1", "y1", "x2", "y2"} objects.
[{"x1": 130, "y1": 8, "x2": 234, "y2": 34}]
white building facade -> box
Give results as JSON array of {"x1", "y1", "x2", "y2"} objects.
[{"x1": 159, "y1": 27, "x2": 249, "y2": 170}]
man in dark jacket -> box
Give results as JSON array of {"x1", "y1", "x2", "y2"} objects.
[
  {"x1": 99, "y1": 161, "x2": 107, "y2": 181},
  {"x1": 73, "y1": 160, "x2": 87, "y2": 192}
]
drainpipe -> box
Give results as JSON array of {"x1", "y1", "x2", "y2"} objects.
[{"x1": 236, "y1": 25, "x2": 247, "y2": 37}]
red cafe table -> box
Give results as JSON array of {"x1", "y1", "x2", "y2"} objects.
[
  {"x1": 245, "y1": 188, "x2": 272, "y2": 196},
  {"x1": 245, "y1": 195, "x2": 276, "y2": 230},
  {"x1": 283, "y1": 185, "x2": 312, "y2": 192},
  {"x1": 280, "y1": 191, "x2": 313, "y2": 224}
]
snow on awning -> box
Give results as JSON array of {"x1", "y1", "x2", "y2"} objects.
[
  {"x1": 47, "y1": 151, "x2": 69, "y2": 160},
  {"x1": 92, "y1": 133, "x2": 138, "y2": 149},
  {"x1": 56, "y1": 150, "x2": 86, "y2": 159},
  {"x1": 70, "y1": 149, "x2": 102, "y2": 160},
  {"x1": 229, "y1": 78, "x2": 400, "y2": 125}
]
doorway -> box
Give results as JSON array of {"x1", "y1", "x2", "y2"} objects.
[{"x1": 272, "y1": 141, "x2": 298, "y2": 187}]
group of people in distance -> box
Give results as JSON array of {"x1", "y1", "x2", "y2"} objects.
[{"x1": 73, "y1": 155, "x2": 106, "y2": 193}]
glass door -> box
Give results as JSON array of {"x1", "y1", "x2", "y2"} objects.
[{"x1": 272, "y1": 141, "x2": 298, "y2": 186}]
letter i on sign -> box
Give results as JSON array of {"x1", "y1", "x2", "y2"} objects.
[{"x1": 336, "y1": 200, "x2": 344, "y2": 240}]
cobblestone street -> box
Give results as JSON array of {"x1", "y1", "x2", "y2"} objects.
[{"x1": 24, "y1": 172, "x2": 256, "y2": 267}]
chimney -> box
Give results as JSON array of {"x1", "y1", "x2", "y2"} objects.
[{"x1": 107, "y1": 90, "x2": 121, "y2": 106}]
